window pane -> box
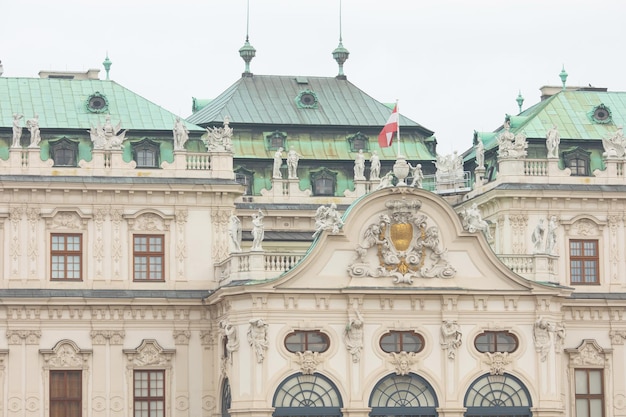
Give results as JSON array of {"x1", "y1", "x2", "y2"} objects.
[
  {"x1": 590, "y1": 399, "x2": 603, "y2": 416},
  {"x1": 589, "y1": 370, "x2": 602, "y2": 394},
  {"x1": 571, "y1": 260, "x2": 582, "y2": 282},
  {"x1": 576, "y1": 399, "x2": 589, "y2": 417},
  {"x1": 135, "y1": 237, "x2": 147, "y2": 251},
  {"x1": 575, "y1": 370, "x2": 588, "y2": 394}
]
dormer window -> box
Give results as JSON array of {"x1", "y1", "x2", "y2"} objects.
[
  {"x1": 265, "y1": 131, "x2": 286, "y2": 150},
  {"x1": 50, "y1": 138, "x2": 78, "y2": 167},
  {"x1": 310, "y1": 168, "x2": 337, "y2": 196},
  {"x1": 347, "y1": 132, "x2": 369, "y2": 152},
  {"x1": 563, "y1": 147, "x2": 591, "y2": 176},
  {"x1": 132, "y1": 139, "x2": 160, "y2": 169}
]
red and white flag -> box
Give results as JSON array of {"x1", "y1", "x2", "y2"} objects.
[{"x1": 378, "y1": 104, "x2": 398, "y2": 148}]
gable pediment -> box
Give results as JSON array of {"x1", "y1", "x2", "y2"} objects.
[{"x1": 272, "y1": 187, "x2": 556, "y2": 294}]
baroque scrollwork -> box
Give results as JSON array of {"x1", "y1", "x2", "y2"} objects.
[{"x1": 348, "y1": 198, "x2": 456, "y2": 284}]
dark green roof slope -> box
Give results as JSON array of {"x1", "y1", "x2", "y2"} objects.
[
  {"x1": 187, "y1": 75, "x2": 434, "y2": 135},
  {"x1": 0, "y1": 77, "x2": 203, "y2": 132}
]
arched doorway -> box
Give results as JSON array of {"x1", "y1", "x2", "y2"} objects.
[
  {"x1": 464, "y1": 373, "x2": 532, "y2": 417},
  {"x1": 273, "y1": 373, "x2": 343, "y2": 417},
  {"x1": 369, "y1": 373, "x2": 439, "y2": 417}
]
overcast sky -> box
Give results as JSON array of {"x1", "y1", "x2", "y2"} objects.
[{"x1": 3, "y1": 0, "x2": 626, "y2": 153}]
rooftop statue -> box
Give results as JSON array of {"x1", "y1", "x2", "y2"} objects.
[
  {"x1": 272, "y1": 147, "x2": 284, "y2": 179},
  {"x1": 354, "y1": 149, "x2": 366, "y2": 180},
  {"x1": 475, "y1": 138, "x2": 485, "y2": 169},
  {"x1": 434, "y1": 152, "x2": 464, "y2": 184},
  {"x1": 12, "y1": 113, "x2": 23, "y2": 148},
  {"x1": 369, "y1": 151, "x2": 381, "y2": 180},
  {"x1": 497, "y1": 120, "x2": 527, "y2": 159},
  {"x1": 546, "y1": 124, "x2": 560, "y2": 159},
  {"x1": 460, "y1": 203, "x2": 492, "y2": 240},
  {"x1": 173, "y1": 117, "x2": 189, "y2": 151},
  {"x1": 375, "y1": 171, "x2": 394, "y2": 190},
  {"x1": 251, "y1": 209, "x2": 265, "y2": 251},
  {"x1": 287, "y1": 147, "x2": 300, "y2": 179},
  {"x1": 410, "y1": 163, "x2": 423, "y2": 188},
  {"x1": 228, "y1": 214, "x2": 242, "y2": 253},
  {"x1": 205, "y1": 116, "x2": 233, "y2": 152},
  {"x1": 602, "y1": 126, "x2": 626, "y2": 159},
  {"x1": 89, "y1": 115, "x2": 126, "y2": 150},
  {"x1": 27, "y1": 114, "x2": 41, "y2": 148}
]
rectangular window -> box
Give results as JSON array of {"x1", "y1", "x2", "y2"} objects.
[
  {"x1": 570, "y1": 240, "x2": 599, "y2": 284},
  {"x1": 50, "y1": 370, "x2": 81, "y2": 417},
  {"x1": 575, "y1": 369, "x2": 604, "y2": 417},
  {"x1": 51, "y1": 234, "x2": 82, "y2": 280},
  {"x1": 134, "y1": 235, "x2": 164, "y2": 281},
  {"x1": 134, "y1": 370, "x2": 165, "y2": 417}
]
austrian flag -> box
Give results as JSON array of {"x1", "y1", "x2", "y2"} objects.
[{"x1": 378, "y1": 104, "x2": 398, "y2": 148}]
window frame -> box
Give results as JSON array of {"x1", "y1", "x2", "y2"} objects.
[
  {"x1": 569, "y1": 239, "x2": 599, "y2": 285},
  {"x1": 133, "y1": 234, "x2": 165, "y2": 282},
  {"x1": 50, "y1": 370, "x2": 82, "y2": 417},
  {"x1": 347, "y1": 132, "x2": 370, "y2": 152},
  {"x1": 310, "y1": 168, "x2": 338, "y2": 196},
  {"x1": 132, "y1": 139, "x2": 161, "y2": 169},
  {"x1": 50, "y1": 138, "x2": 79, "y2": 167},
  {"x1": 563, "y1": 147, "x2": 591, "y2": 177},
  {"x1": 133, "y1": 370, "x2": 165, "y2": 417},
  {"x1": 574, "y1": 368, "x2": 604, "y2": 417},
  {"x1": 379, "y1": 330, "x2": 425, "y2": 354},
  {"x1": 50, "y1": 233, "x2": 83, "y2": 281},
  {"x1": 284, "y1": 330, "x2": 330, "y2": 353},
  {"x1": 265, "y1": 131, "x2": 287, "y2": 151},
  {"x1": 474, "y1": 330, "x2": 519, "y2": 353}
]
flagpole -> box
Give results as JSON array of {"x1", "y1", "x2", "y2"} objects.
[{"x1": 396, "y1": 99, "x2": 401, "y2": 157}]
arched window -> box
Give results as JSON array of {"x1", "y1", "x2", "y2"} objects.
[
  {"x1": 474, "y1": 331, "x2": 518, "y2": 353},
  {"x1": 284, "y1": 330, "x2": 330, "y2": 353},
  {"x1": 132, "y1": 139, "x2": 160, "y2": 168},
  {"x1": 221, "y1": 378, "x2": 231, "y2": 417},
  {"x1": 369, "y1": 373, "x2": 438, "y2": 417},
  {"x1": 273, "y1": 373, "x2": 342, "y2": 417},
  {"x1": 380, "y1": 331, "x2": 424, "y2": 353},
  {"x1": 464, "y1": 373, "x2": 532, "y2": 417}
]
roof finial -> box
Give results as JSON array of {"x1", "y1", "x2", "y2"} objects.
[
  {"x1": 332, "y1": 0, "x2": 349, "y2": 80},
  {"x1": 516, "y1": 90, "x2": 524, "y2": 113},
  {"x1": 103, "y1": 53, "x2": 112, "y2": 80},
  {"x1": 239, "y1": 0, "x2": 256, "y2": 77},
  {"x1": 559, "y1": 65, "x2": 568, "y2": 91}
]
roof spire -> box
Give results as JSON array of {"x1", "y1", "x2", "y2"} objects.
[
  {"x1": 516, "y1": 90, "x2": 524, "y2": 113},
  {"x1": 103, "y1": 53, "x2": 112, "y2": 80},
  {"x1": 239, "y1": 0, "x2": 256, "y2": 77},
  {"x1": 332, "y1": 0, "x2": 349, "y2": 80},
  {"x1": 559, "y1": 65, "x2": 568, "y2": 91}
]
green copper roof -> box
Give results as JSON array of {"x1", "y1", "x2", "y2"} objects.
[
  {"x1": 0, "y1": 77, "x2": 203, "y2": 132},
  {"x1": 187, "y1": 75, "x2": 434, "y2": 136}
]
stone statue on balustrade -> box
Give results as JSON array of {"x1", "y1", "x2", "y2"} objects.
[
  {"x1": 12, "y1": 113, "x2": 23, "y2": 148},
  {"x1": 273, "y1": 147, "x2": 284, "y2": 179},
  {"x1": 251, "y1": 209, "x2": 265, "y2": 251},
  {"x1": 531, "y1": 219, "x2": 546, "y2": 253},
  {"x1": 27, "y1": 114, "x2": 41, "y2": 148},
  {"x1": 375, "y1": 171, "x2": 394, "y2": 190},
  {"x1": 229, "y1": 214, "x2": 242, "y2": 253},
  {"x1": 173, "y1": 117, "x2": 189, "y2": 151},
  {"x1": 204, "y1": 116, "x2": 233, "y2": 152},
  {"x1": 287, "y1": 146, "x2": 300, "y2": 179},
  {"x1": 475, "y1": 137, "x2": 485, "y2": 169},
  {"x1": 434, "y1": 152, "x2": 464, "y2": 185},
  {"x1": 369, "y1": 151, "x2": 381, "y2": 180},
  {"x1": 497, "y1": 119, "x2": 527, "y2": 159},
  {"x1": 602, "y1": 126, "x2": 626, "y2": 159},
  {"x1": 354, "y1": 149, "x2": 366, "y2": 180},
  {"x1": 313, "y1": 203, "x2": 344, "y2": 238},
  {"x1": 410, "y1": 163, "x2": 423, "y2": 188},
  {"x1": 89, "y1": 115, "x2": 126, "y2": 150},
  {"x1": 545, "y1": 125, "x2": 560, "y2": 159},
  {"x1": 460, "y1": 203, "x2": 492, "y2": 240}
]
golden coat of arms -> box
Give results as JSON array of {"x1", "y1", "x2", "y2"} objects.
[{"x1": 349, "y1": 198, "x2": 456, "y2": 284}]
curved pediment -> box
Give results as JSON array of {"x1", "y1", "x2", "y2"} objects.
[{"x1": 270, "y1": 187, "x2": 560, "y2": 293}]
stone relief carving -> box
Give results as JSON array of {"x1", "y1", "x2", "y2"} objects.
[
  {"x1": 567, "y1": 339, "x2": 607, "y2": 366},
  {"x1": 41, "y1": 341, "x2": 90, "y2": 368},
  {"x1": 390, "y1": 351, "x2": 417, "y2": 375},
  {"x1": 533, "y1": 317, "x2": 565, "y2": 362},
  {"x1": 296, "y1": 351, "x2": 321, "y2": 375},
  {"x1": 574, "y1": 219, "x2": 598, "y2": 236},
  {"x1": 124, "y1": 339, "x2": 174, "y2": 368},
  {"x1": 348, "y1": 198, "x2": 456, "y2": 284},
  {"x1": 313, "y1": 203, "x2": 344, "y2": 238},
  {"x1": 204, "y1": 116, "x2": 233, "y2": 152},
  {"x1": 90, "y1": 330, "x2": 125, "y2": 345},
  {"x1": 7, "y1": 329, "x2": 41, "y2": 345},
  {"x1": 247, "y1": 319, "x2": 269, "y2": 363},
  {"x1": 51, "y1": 212, "x2": 82, "y2": 229},
  {"x1": 344, "y1": 309, "x2": 364, "y2": 363},
  {"x1": 484, "y1": 352, "x2": 512, "y2": 375},
  {"x1": 610, "y1": 330, "x2": 626, "y2": 345},
  {"x1": 173, "y1": 330, "x2": 191, "y2": 345},
  {"x1": 131, "y1": 213, "x2": 167, "y2": 231},
  {"x1": 497, "y1": 119, "x2": 527, "y2": 159},
  {"x1": 89, "y1": 115, "x2": 126, "y2": 150},
  {"x1": 440, "y1": 320, "x2": 462, "y2": 359}
]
